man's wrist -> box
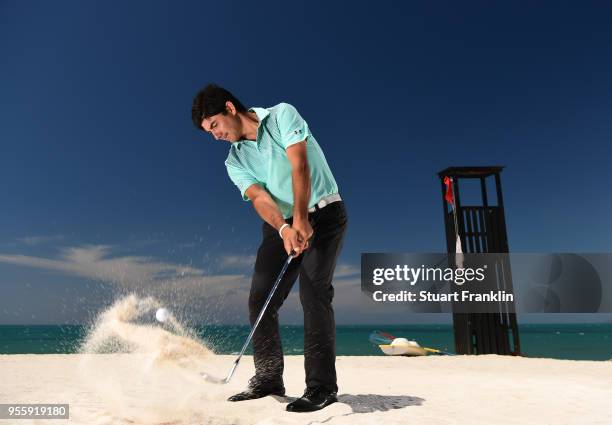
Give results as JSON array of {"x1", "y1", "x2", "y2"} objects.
[
  {"x1": 292, "y1": 210, "x2": 308, "y2": 221},
  {"x1": 279, "y1": 223, "x2": 290, "y2": 239}
]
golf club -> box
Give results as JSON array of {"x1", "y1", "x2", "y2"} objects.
[{"x1": 201, "y1": 250, "x2": 296, "y2": 384}]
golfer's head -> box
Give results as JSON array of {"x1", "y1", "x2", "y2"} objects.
[{"x1": 192, "y1": 84, "x2": 247, "y2": 143}]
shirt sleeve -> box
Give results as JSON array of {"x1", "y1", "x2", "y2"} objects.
[
  {"x1": 225, "y1": 161, "x2": 259, "y2": 201},
  {"x1": 275, "y1": 103, "x2": 312, "y2": 149}
]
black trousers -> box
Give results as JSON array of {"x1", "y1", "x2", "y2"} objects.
[{"x1": 248, "y1": 200, "x2": 348, "y2": 392}]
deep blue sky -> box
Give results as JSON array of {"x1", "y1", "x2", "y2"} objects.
[{"x1": 1, "y1": 1, "x2": 611, "y2": 324}]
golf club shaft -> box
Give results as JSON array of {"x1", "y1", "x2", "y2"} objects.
[{"x1": 224, "y1": 251, "x2": 295, "y2": 383}]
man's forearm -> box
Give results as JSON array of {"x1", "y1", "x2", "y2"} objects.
[
  {"x1": 291, "y1": 163, "x2": 311, "y2": 220},
  {"x1": 252, "y1": 191, "x2": 288, "y2": 231}
]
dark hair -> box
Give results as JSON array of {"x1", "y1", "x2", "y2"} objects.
[{"x1": 191, "y1": 84, "x2": 247, "y2": 131}]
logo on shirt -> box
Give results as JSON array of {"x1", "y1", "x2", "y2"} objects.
[{"x1": 293, "y1": 129, "x2": 303, "y2": 134}]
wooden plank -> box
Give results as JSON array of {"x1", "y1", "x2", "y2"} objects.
[{"x1": 465, "y1": 208, "x2": 475, "y2": 252}]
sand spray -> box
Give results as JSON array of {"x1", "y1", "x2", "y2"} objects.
[{"x1": 74, "y1": 294, "x2": 233, "y2": 424}]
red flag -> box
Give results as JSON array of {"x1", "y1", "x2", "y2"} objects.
[{"x1": 443, "y1": 176, "x2": 454, "y2": 205}]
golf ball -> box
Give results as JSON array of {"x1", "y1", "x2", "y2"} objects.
[{"x1": 155, "y1": 308, "x2": 170, "y2": 323}]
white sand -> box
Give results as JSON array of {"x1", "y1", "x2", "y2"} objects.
[
  {"x1": 2, "y1": 296, "x2": 610, "y2": 424},
  {"x1": 1, "y1": 353, "x2": 611, "y2": 425}
]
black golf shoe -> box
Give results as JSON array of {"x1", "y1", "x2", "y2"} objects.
[
  {"x1": 286, "y1": 387, "x2": 338, "y2": 412},
  {"x1": 227, "y1": 376, "x2": 285, "y2": 402},
  {"x1": 227, "y1": 386, "x2": 285, "y2": 401}
]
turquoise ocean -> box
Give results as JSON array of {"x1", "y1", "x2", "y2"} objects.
[{"x1": 1, "y1": 324, "x2": 611, "y2": 360}]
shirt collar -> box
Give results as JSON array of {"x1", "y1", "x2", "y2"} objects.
[
  {"x1": 249, "y1": 107, "x2": 270, "y2": 122},
  {"x1": 237, "y1": 107, "x2": 269, "y2": 145}
]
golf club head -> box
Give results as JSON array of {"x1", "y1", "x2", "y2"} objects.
[
  {"x1": 223, "y1": 361, "x2": 239, "y2": 384},
  {"x1": 200, "y1": 372, "x2": 226, "y2": 384}
]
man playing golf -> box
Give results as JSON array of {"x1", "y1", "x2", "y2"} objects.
[{"x1": 192, "y1": 84, "x2": 348, "y2": 412}]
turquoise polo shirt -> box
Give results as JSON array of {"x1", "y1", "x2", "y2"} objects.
[{"x1": 224, "y1": 102, "x2": 339, "y2": 219}]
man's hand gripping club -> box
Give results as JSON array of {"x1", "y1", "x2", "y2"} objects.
[
  {"x1": 245, "y1": 183, "x2": 313, "y2": 257},
  {"x1": 280, "y1": 219, "x2": 313, "y2": 256}
]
